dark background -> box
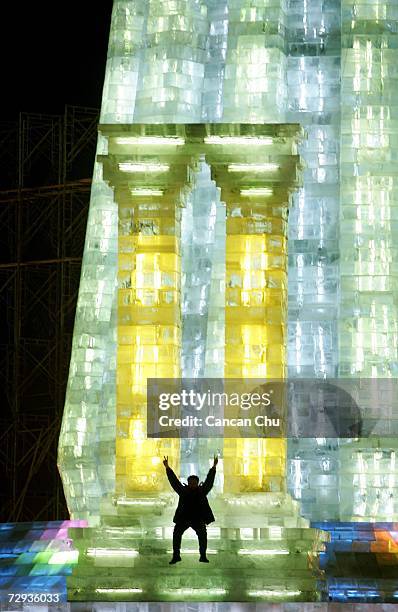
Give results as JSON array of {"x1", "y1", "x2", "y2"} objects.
[
  {"x1": 2, "y1": 3, "x2": 113, "y2": 116},
  {"x1": 0, "y1": 2, "x2": 113, "y2": 522}
]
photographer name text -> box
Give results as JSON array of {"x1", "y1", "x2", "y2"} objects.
[{"x1": 158, "y1": 415, "x2": 280, "y2": 428}]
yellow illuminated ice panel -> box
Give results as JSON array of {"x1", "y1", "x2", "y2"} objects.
[
  {"x1": 224, "y1": 208, "x2": 288, "y2": 493},
  {"x1": 116, "y1": 196, "x2": 180, "y2": 494}
]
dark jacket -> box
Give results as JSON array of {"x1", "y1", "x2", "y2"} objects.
[{"x1": 166, "y1": 466, "x2": 216, "y2": 525}]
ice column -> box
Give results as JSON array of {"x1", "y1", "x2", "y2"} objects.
[
  {"x1": 181, "y1": 163, "x2": 222, "y2": 380},
  {"x1": 286, "y1": 0, "x2": 342, "y2": 520},
  {"x1": 338, "y1": 0, "x2": 398, "y2": 520},
  {"x1": 222, "y1": 191, "x2": 289, "y2": 493},
  {"x1": 218, "y1": 0, "x2": 289, "y2": 491},
  {"x1": 180, "y1": 161, "x2": 225, "y2": 482},
  {"x1": 209, "y1": 132, "x2": 300, "y2": 493},
  {"x1": 115, "y1": 174, "x2": 182, "y2": 495}
]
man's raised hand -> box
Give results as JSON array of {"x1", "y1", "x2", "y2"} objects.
[
  {"x1": 213, "y1": 454, "x2": 218, "y2": 467},
  {"x1": 163, "y1": 456, "x2": 169, "y2": 468}
]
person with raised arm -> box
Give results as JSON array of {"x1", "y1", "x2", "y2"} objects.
[{"x1": 163, "y1": 454, "x2": 218, "y2": 564}]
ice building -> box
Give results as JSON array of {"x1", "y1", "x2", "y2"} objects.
[{"x1": 56, "y1": 0, "x2": 398, "y2": 602}]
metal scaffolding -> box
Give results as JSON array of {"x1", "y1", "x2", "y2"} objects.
[{"x1": 0, "y1": 105, "x2": 98, "y2": 521}]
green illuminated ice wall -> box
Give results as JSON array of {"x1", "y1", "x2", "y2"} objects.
[{"x1": 58, "y1": 0, "x2": 398, "y2": 527}]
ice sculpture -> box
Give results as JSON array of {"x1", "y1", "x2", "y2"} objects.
[
  {"x1": 57, "y1": 0, "x2": 398, "y2": 601},
  {"x1": 63, "y1": 122, "x2": 329, "y2": 602}
]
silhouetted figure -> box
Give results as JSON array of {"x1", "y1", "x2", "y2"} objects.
[{"x1": 163, "y1": 454, "x2": 218, "y2": 564}]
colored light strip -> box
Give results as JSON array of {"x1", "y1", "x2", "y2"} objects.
[
  {"x1": 240, "y1": 188, "x2": 273, "y2": 197},
  {"x1": 119, "y1": 162, "x2": 170, "y2": 173},
  {"x1": 116, "y1": 137, "x2": 185, "y2": 146},
  {"x1": 162, "y1": 588, "x2": 227, "y2": 596},
  {"x1": 95, "y1": 588, "x2": 143, "y2": 594},
  {"x1": 238, "y1": 549, "x2": 289, "y2": 556},
  {"x1": 248, "y1": 590, "x2": 301, "y2": 597},
  {"x1": 87, "y1": 548, "x2": 139, "y2": 558},
  {"x1": 130, "y1": 188, "x2": 164, "y2": 196},
  {"x1": 116, "y1": 498, "x2": 166, "y2": 506},
  {"x1": 228, "y1": 163, "x2": 279, "y2": 173},
  {"x1": 204, "y1": 136, "x2": 273, "y2": 146}
]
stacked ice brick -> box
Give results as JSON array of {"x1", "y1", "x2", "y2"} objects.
[
  {"x1": 58, "y1": 0, "x2": 218, "y2": 520},
  {"x1": 181, "y1": 163, "x2": 224, "y2": 380},
  {"x1": 58, "y1": 1, "x2": 145, "y2": 523},
  {"x1": 285, "y1": 0, "x2": 342, "y2": 519},
  {"x1": 101, "y1": 1, "x2": 147, "y2": 123},
  {"x1": 180, "y1": 161, "x2": 225, "y2": 483},
  {"x1": 210, "y1": 0, "x2": 290, "y2": 494},
  {"x1": 202, "y1": 0, "x2": 229, "y2": 121},
  {"x1": 66, "y1": 493, "x2": 327, "y2": 602},
  {"x1": 134, "y1": 0, "x2": 208, "y2": 122},
  {"x1": 340, "y1": 0, "x2": 398, "y2": 376},
  {"x1": 57, "y1": 152, "x2": 118, "y2": 523},
  {"x1": 222, "y1": 0, "x2": 288, "y2": 122},
  {"x1": 114, "y1": 159, "x2": 182, "y2": 495},
  {"x1": 338, "y1": 0, "x2": 398, "y2": 519},
  {"x1": 55, "y1": 0, "x2": 333, "y2": 601},
  {"x1": 127, "y1": 0, "x2": 226, "y2": 480},
  {"x1": 286, "y1": 0, "x2": 340, "y2": 379},
  {"x1": 59, "y1": 0, "x2": 398, "y2": 527}
]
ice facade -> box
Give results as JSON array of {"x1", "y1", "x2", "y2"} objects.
[
  {"x1": 337, "y1": 0, "x2": 398, "y2": 520},
  {"x1": 285, "y1": 0, "x2": 342, "y2": 519},
  {"x1": 58, "y1": 0, "x2": 398, "y2": 528}
]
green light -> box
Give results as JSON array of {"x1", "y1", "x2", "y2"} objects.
[
  {"x1": 248, "y1": 590, "x2": 301, "y2": 598},
  {"x1": 95, "y1": 588, "x2": 143, "y2": 594},
  {"x1": 238, "y1": 549, "x2": 289, "y2": 555},
  {"x1": 116, "y1": 136, "x2": 185, "y2": 146},
  {"x1": 104, "y1": 527, "x2": 143, "y2": 535},
  {"x1": 118, "y1": 162, "x2": 169, "y2": 173},
  {"x1": 240, "y1": 188, "x2": 273, "y2": 197},
  {"x1": 87, "y1": 548, "x2": 139, "y2": 558},
  {"x1": 229, "y1": 163, "x2": 279, "y2": 173},
  {"x1": 116, "y1": 498, "x2": 166, "y2": 506},
  {"x1": 130, "y1": 188, "x2": 164, "y2": 196},
  {"x1": 204, "y1": 136, "x2": 273, "y2": 146},
  {"x1": 162, "y1": 588, "x2": 227, "y2": 596}
]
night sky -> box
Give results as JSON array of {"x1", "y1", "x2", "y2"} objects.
[
  {"x1": 3, "y1": 2, "x2": 114, "y2": 117},
  {"x1": 0, "y1": 2, "x2": 115, "y2": 522}
]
